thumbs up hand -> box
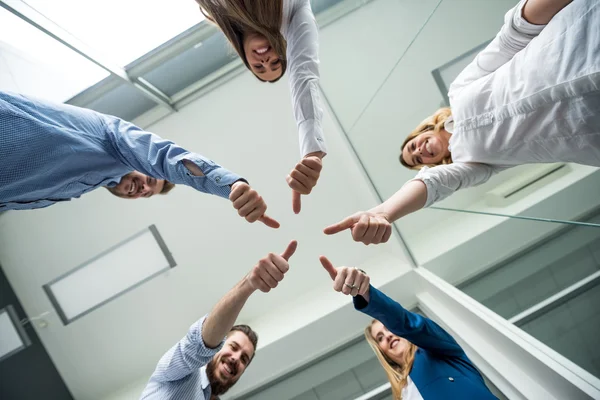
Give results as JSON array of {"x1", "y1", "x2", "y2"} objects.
[
  {"x1": 323, "y1": 211, "x2": 392, "y2": 245},
  {"x1": 246, "y1": 241, "x2": 298, "y2": 293},
  {"x1": 319, "y1": 256, "x2": 370, "y2": 302}
]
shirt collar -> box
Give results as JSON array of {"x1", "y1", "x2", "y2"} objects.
[
  {"x1": 200, "y1": 366, "x2": 210, "y2": 390},
  {"x1": 444, "y1": 116, "x2": 455, "y2": 133}
]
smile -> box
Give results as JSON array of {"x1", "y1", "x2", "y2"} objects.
[
  {"x1": 390, "y1": 339, "x2": 399, "y2": 349},
  {"x1": 425, "y1": 141, "x2": 433, "y2": 157},
  {"x1": 255, "y1": 46, "x2": 269, "y2": 55}
]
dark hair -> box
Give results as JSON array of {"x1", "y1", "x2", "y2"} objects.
[
  {"x1": 196, "y1": 0, "x2": 288, "y2": 82},
  {"x1": 230, "y1": 324, "x2": 258, "y2": 361},
  {"x1": 160, "y1": 180, "x2": 175, "y2": 195}
]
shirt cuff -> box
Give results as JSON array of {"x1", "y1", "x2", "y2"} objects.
[
  {"x1": 513, "y1": 0, "x2": 547, "y2": 35},
  {"x1": 408, "y1": 167, "x2": 436, "y2": 208},
  {"x1": 180, "y1": 155, "x2": 244, "y2": 199},
  {"x1": 298, "y1": 119, "x2": 327, "y2": 158}
]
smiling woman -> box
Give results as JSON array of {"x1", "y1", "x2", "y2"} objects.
[{"x1": 195, "y1": 0, "x2": 327, "y2": 214}]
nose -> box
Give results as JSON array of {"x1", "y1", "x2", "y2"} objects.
[{"x1": 385, "y1": 332, "x2": 394, "y2": 344}]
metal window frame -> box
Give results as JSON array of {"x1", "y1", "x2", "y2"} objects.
[
  {"x1": 42, "y1": 224, "x2": 176, "y2": 325},
  {"x1": 0, "y1": 305, "x2": 32, "y2": 362}
]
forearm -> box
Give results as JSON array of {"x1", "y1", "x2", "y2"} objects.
[
  {"x1": 522, "y1": 0, "x2": 572, "y2": 25},
  {"x1": 369, "y1": 180, "x2": 427, "y2": 222},
  {"x1": 202, "y1": 277, "x2": 256, "y2": 348}
]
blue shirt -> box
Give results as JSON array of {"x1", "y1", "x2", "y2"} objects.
[
  {"x1": 0, "y1": 91, "x2": 242, "y2": 211},
  {"x1": 141, "y1": 316, "x2": 225, "y2": 400},
  {"x1": 354, "y1": 286, "x2": 498, "y2": 400}
]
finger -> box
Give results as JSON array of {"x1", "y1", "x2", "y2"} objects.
[
  {"x1": 292, "y1": 191, "x2": 301, "y2": 214},
  {"x1": 238, "y1": 201, "x2": 259, "y2": 218},
  {"x1": 287, "y1": 175, "x2": 310, "y2": 194},
  {"x1": 266, "y1": 254, "x2": 287, "y2": 280},
  {"x1": 381, "y1": 225, "x2": 393, "y2": 243},
  {"x1": 333, "y1": 268, "x2": 347, "y2": 293},
  {"x1": 229, "y1": 182, "x2": 247, "y2": 202},
  {"x1": 258, "y1": 264, "x2": 278, "y2": 288},
  {"x1": 323, "y1": 215, "x2": 357, "y2": 235},
  {"x1": 296, "y1": 162, "x2": 320, "y2": 180},
  {"x1": 290, "y1": 169, "x2": 312, "y2": 190},
  {"x1": 281, "y1": 240, "x2": 298, "y2": 261},
  {"x1": 301, "y1": 157, "x2": 323, "y2": 172},
  {"x1": 361, "y1": 222, "x2": 379, "y2": 245},
  {"x1": 373, "y1": 220, "x2": 387, "y2": 244},
  {"x1": 232, "y1": 190, "x2": 252, "y2": 209},
  {"x1": 352, "y1": 214, "x2": 370, "y2": 240},
  {"x1": 319, "y1": 256, "x2": 337, "y2": 280},
  {"x1": 245, "y1": 203, "x2": 267, "y2": 222},
  {"x1": 255, "y1": 279, "x2": 271, "y2": 293},
  {"x1": 259, "y1": 214, "x2": 280, "y2": 229},
  {"x1": 342, "y1": 268, "x2": 358, "y2": 295},
  {"x1": 358, "y1": 275, "x2": 370, "y2": 296}
]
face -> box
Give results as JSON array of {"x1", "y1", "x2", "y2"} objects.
[
  {"x1": 243, "y1": 32, "x2": 283, "y2": 82},
  {"x1": 206, "y1": 331, "x2": 254, "y2": 396},
  {"x1": 370, "y1": 321, "x2": 411, "y2": 364},
  {"x1": 112, "y1": 171, "x2": 165, "y2": 199},
  {"x1": 402, "y1": 130, "x2": 450, "y2": 167}
]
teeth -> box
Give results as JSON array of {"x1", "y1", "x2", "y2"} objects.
[
  {"x1": 426, "y1": 142, "x2": 432, "y2": 156},
  {"x1": 256, "y1": 47, "x2": 269, "y2": 54}
]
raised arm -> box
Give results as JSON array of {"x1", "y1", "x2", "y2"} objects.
[
  {"x1": 324, "y1": 163, "x2": 505, "y2": 245},
  {"x1": 448, "y1": 0, "x2": 549, "y2": 103},
  {"x1": 319, "y1": 257, "x2": 463, "y2": 357},
  {"x1": 148, "y1": 241, "x2": 298, "y2": 383}
]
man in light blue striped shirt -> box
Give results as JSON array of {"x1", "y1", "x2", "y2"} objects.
[
  {"x1": 0, "y1": 91, "x2": 278, "y2": 227},
  {"x1": 141, "y1": 240, "x2": 298, "y2": 400}
]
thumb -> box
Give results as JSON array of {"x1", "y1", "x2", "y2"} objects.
[
  {"x1": 323, "y1": 215, "x2": 358, "y2": 235},
  {"x1": 292, "y1": 190, "x2": 301, "y2": 214},
  {"x1": 259, "y1": 214, "x2": 281, "y2": 229},
  {"x1": 319, "y1": 256, "x2": 337, "y2": 280},
  {"x1": 281, "y1": 240, "x2": 298, "y2": 261}
]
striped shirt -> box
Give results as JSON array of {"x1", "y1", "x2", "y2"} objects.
[
  {"x1": 0, "y1": 91, "x2": 242, "y2": 211},
  {"x1": 140, "y1": 316, "x2": 225, "y2": 400}
]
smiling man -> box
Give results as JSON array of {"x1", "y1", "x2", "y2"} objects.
[
  {"x1": 0, "y1": 91, "x2": 277, "y2": 227},
  {"x1": 141, "y1": 241, "x2": 298, "y2": 400}
]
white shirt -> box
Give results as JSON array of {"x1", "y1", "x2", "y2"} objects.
[
  {"x1": 414, "y1": 0, "x2": 600, "y2": 207},
  {"x1": 281, "y1": 0, "x2": 327, "y2": 157},
  {"x1": 402, "y1": 376, "x2": 425, "y2": 400}
]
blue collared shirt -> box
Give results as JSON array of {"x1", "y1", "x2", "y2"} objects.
[
  {"x1": 0, "y1": 91, "x2": 242, "y2": 211},
  {"x1": 140, "y1": 316, "x2": 224, "y2": 400}
]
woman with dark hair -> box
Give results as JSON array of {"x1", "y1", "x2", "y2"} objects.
[
  {"x1": 324, "y1": 0, "x2": 599, "y2": 245},
  {"x1": 196, "y1": 0, "x2": 326, "y2": 213},
  {"x1": 319, "y1": 256, "x2": 498, "y2": 400}
]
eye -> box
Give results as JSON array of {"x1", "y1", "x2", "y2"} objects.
[
  {"x1": 417, "y1": 157, "x2": 423, "y2": 164},
  {"x1": 270, "y1": 59, "x2": 280, "y2": 66},
  {"x1": 411, "y1": 142, "x2": 416, "y2": 151}
]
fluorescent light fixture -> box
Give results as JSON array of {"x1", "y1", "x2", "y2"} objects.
[
  {"x1": 0, "y1": 305, "x2": 31, "y2": 362},
  {"x1": 43, "y1": 225, "x2": 176, "y2": 325}
]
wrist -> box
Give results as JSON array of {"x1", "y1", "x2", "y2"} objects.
[
  {"x1": 306, "y1": 151, "x2": 325, "y2": 159},
  {"x1": 239, "y1": 275, "x2": 257, "y2": 296}
]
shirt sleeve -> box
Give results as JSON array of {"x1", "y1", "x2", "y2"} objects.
[
  {"x1": 149, "y1": 315, "x2": 224, "y2": 383},
  {"x1": 448, "y1": 0, "x2": 546, "y2": 103},
  {"x1": 354, "y1": 285, "x2": 464, "y2": 357},
  {"x1": 286, "y1": 1, "x2": 327, "y2": 157},
  {"x1": 104, "y1": 116, "x2": 243, "y2": 199},
  {"x1": 411, "y1": 163, "x2": 508, "y2": 208}
]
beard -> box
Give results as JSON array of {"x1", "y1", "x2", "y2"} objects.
[{"x1": 206, "y1": 358, "x2": 238, "y2": 397}]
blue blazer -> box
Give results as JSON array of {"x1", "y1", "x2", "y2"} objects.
[{"x1": 354, "y1": 286, "x2": 498, "y2": 399}]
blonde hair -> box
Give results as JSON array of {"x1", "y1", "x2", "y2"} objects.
[
  {"x1": 399, "y1": 107, "x2": 453, "y2": 170},
  {"x1": 365, "y1": 320, "x2": 417, "y2": 400},
  {"x1": 196, "y1": 0, "x2": 287, "y2": 83}
]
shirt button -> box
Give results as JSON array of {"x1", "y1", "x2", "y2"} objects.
[
  {"x1": 448, "y1": 377, "x2": 454, "y2": 382},
  {"x1": 215, "y1": 176, "x2": 221, "y2": 183}
]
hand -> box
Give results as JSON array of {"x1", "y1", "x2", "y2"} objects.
[
  {"x1": 319, "y1": 256, "x2": 370, "y2": 302},
  {"x1": 246, "y1": 240, "x2": 298, "y2": 293},
  {"x1": 323, "y1": 211, "x2": 392, "y2": 245},
  {"x1": 286, "y1": 152, "x2": 324, "y2": 214},
  {"x1": 230, "y1": 181, "x2": 280, "y2": 228}
]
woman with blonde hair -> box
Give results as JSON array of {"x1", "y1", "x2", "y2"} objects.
[
  {"x1": 324, "y1": 0, "x2": 600, "y2": 245},
  {"x1": 319, "y1": 256, "x2": 498, "y2": 400},
  {"x1": 196, "y1": 0, "x2": 326, "y2": 213}
]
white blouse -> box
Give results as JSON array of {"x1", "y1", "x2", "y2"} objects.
[
  {"x1": 281, "y1": 0, "x2": 328, "y2": 157},
  {"x1": 413, "y1": 0, "x2": 600, "y2": 207}
]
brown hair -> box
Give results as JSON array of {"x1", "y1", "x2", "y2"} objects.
[
  {"x1": 400, "y1": 107, "x2": 453, "y2": 170},
  {"x1": 160, "y1": 180, "x2": 175, "y2": 195},
  {"x1": 365, "y1": 320, "x2": 417, "y2": 400},
  {"x1": 196, "y1": 0, "x2": 287, "y2": 82},
  {"x1": 231, "y1": 324, "x2": 258, "y2": 362}
]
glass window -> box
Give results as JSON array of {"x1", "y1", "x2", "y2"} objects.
[
  {"x1": 23, "y1": 0, "x2": 205, "y2": 66},
  {"x1": 0, "y1": 5, "x2": 109, "y2": 102}
]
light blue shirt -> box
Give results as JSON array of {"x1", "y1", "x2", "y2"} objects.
[
  {"x1": 0, "y1": 91, "x2": 243, "y2": 211},
  {"x1": 140, "y1": 316, "x2": 224, "y2": 400}
]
